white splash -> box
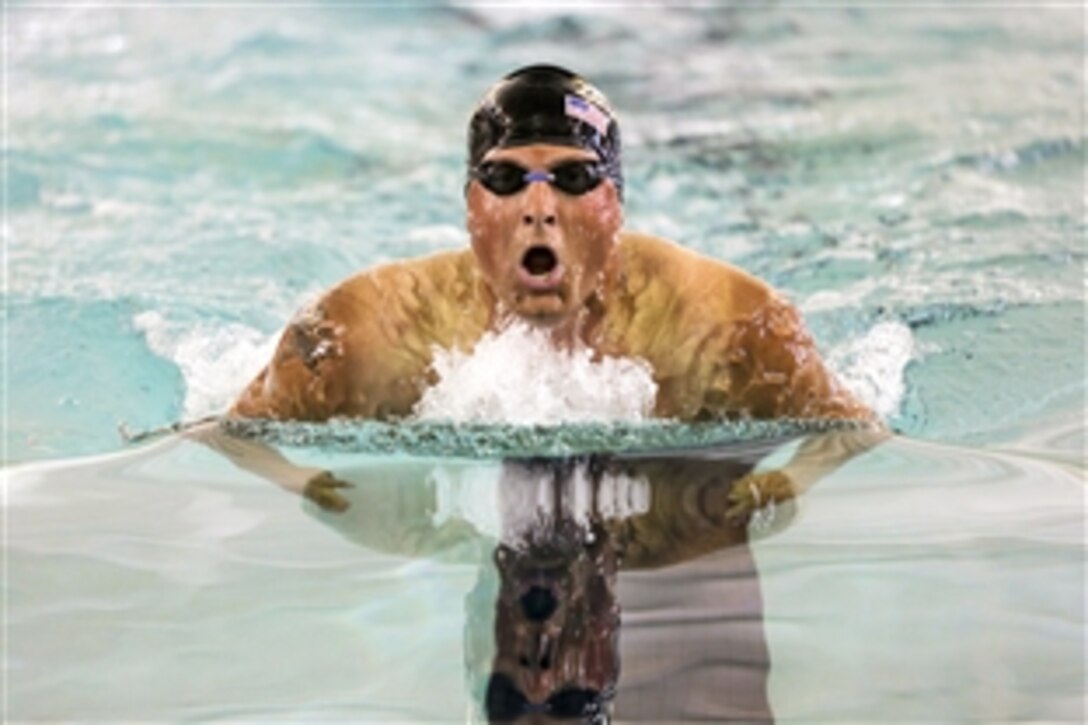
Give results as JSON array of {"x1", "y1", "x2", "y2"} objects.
[
  {"x1": 412, "y1": 320, "x2": 658, "y2": 425},
  {"x1": 134, "y1": 311, "x2": 278, "y2": 419},
  {"x1": 828, "y1": 320, "x2": 916, "y2": 420}
]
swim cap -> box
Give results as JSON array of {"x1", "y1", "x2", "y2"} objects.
[{"x1": 467, "y1": 65, "x2": 623, "y2": 200}]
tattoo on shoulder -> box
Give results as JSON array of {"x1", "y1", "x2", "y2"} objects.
[{"x1": 286, "y1": 305, "x2": 345, "y2": 372}]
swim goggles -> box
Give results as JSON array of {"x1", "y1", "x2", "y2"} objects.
[
  {"x1": 486, "y1": 673, "x2": 608, "y2": 722},
  {"x1": 472, "y1": 159, "x2": 608, "y2": 197}
]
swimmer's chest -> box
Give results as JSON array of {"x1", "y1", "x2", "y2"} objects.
[
  {"x1": 345, "y1": 293, "x2": 740, "y2": 422},
  {"x1": 333, "y1": 243, "x2": 760, "y2": 419}
]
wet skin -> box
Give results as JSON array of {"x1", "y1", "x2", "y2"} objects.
[
  {"x1": 466, "y1": 144, "x2": 623, "y2": 338},
  {"x1": 230, "y1": 142, "x2": 876, "y2": 423}
]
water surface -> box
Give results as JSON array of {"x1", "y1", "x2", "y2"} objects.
[{"x1": 5, "y1": 4, "x2": 1085, "y2": 722}]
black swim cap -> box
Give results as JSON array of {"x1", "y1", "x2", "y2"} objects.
[{"x1": 467, "y1": 65, "x2": 623, "y2": 200}]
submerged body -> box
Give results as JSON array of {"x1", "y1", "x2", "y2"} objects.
[{"x1": 232, "y1": 232, "x2": 871, "y2": 423}]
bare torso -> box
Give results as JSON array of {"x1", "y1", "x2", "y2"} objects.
[{"x1": 231, "y1": 232, "x2": 872, "y2": 422}]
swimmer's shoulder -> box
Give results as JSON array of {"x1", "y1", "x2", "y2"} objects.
[
  {"x1": 230, "y1": 249, "x2": 488, "y2": 420},
  {"x1": 314, "y1": 247, "x2": 491, "y2": 354},
  {"x1": 614, "y1": 232, "x2": 874, "y2": 421},
  {"x1": 615, "y1": 231, "x2": 775, "y2": 319},
  {"x1": 307, "y1": 249, "x2": 484, "y2": 333},
  {"x1": 322, "y1": 248, "x2": 481, "y2": 311}
]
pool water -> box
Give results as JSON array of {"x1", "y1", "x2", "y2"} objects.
[
  {"x1": 8, "y1": 429, "x2": 1083, "y2": 721},
  {"x1": 5, "y1": 4, "x2": 1085, "y2": 722}
]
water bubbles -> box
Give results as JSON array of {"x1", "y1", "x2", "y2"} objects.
[
  {"x1": 829, "y1": 320, "x2": 916, "y2": 420},
  {"x1": 133, "y1": 311, "x2": 278, "y2": 419},
  {"x1": 412, "y1": 320, "x2": 658, "y2": 425}
]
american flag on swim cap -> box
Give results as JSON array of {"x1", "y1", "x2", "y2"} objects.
[
  {"x1": 564, "y1": 94, "x2": 611, "y2": 137},
  {"x1": 467, "y1": 65, "x2": 624, "y2": 200}
]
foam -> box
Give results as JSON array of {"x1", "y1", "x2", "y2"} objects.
[
  {"x1": 134, "y1": 311, "x2": 278, "y2": 419},
  {"x1": 412, "y1": 320, "x2": 658, "y2": 425},
  {"x1": 138, "y1": 305, "x2": 911, "y2": 431},
  {"x1": 829, "y1": 320, "x2": 916, "y2": 420}
]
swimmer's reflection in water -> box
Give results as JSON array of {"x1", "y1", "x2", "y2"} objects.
[
  {"x1": 469, "y1": 462, "x2": 625, "y2": 724},
  {"x1": 279, "y1": 434, "x2": 877, "y2": 722}
]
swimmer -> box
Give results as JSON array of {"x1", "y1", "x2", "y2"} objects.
[
  {"x1": 230, "y1": 64, "x2": 877, "y2": 425},
  {"x1": 203, "y1": 65, "x2": 888, "y2": 523}
]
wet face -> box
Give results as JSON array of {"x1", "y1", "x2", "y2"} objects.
[{"x1": 466, "y1": 144, "x2": 623, "y2": 329}]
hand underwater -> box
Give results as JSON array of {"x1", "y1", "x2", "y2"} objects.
[
  {"x1": 725, "y1": 469, "x2": 794, "y2": 525},
  {"x1": 303, "y1": 471, "x2": 355, "y2": 513}
]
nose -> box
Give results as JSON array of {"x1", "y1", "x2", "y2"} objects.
[{"x1": 521, "y1": 180, "x2": 557, "y2": 227}]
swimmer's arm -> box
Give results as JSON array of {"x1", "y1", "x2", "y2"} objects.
[
  {"x1": 204, "y1": 300, "x2": 358, "y2": 506},
  {"x1": 616, "y1": 429, "x2": 890, "y2": 565},
  {"x1": 782, "y1": 426, "x2": 891, "y2": 490},
  {"x1": 189, "y1": 421, "x2": 481, "y2": 561},
  {"x1": 724, "y1": 427, "x2": 891, "y2": 522},
  {"x1": 613, "y1": 429, "x2": 886, "y2": 569},
  {"x1": 185, "y1": 420, "x2": 345, "y2": 509},
  {"x1": 613, "y1": 458, "x2": 752, "y2": 570},
  {"x1": 717, "y1": 294, "x2": 890, "y2": 519}
]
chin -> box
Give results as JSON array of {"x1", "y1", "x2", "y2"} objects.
[
  {"x1": 515, "y1": 308, "x2": 568, "y2": 329},
  {"x1": 511, "y1": 292, "x2": 571, "y2": 326},
  {"x1": 519, "y1": 312, "x2": 569, "y2": 330}
]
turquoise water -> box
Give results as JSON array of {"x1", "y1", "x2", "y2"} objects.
[
  {"x1": 5, "y1": 4, "x2": 1085, "y2": 722},
  {"x1": 8, "y1": 3, "x2": 1084, "y2": 458}
]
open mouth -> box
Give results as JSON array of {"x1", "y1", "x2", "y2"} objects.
[
  {"x1": 521, "y1": 245, "x2": 559, "y2": 277},
  {"x1": 516, "y1": 245, "x2": 565, "y2": 293}
]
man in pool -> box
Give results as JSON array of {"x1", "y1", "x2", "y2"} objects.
[
  {"x1": 231, "y1": 64, "x2": 875, "y2": 426},
  {"x1": 212, "y1": 64, "x2": 886, "y2": 522}
]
